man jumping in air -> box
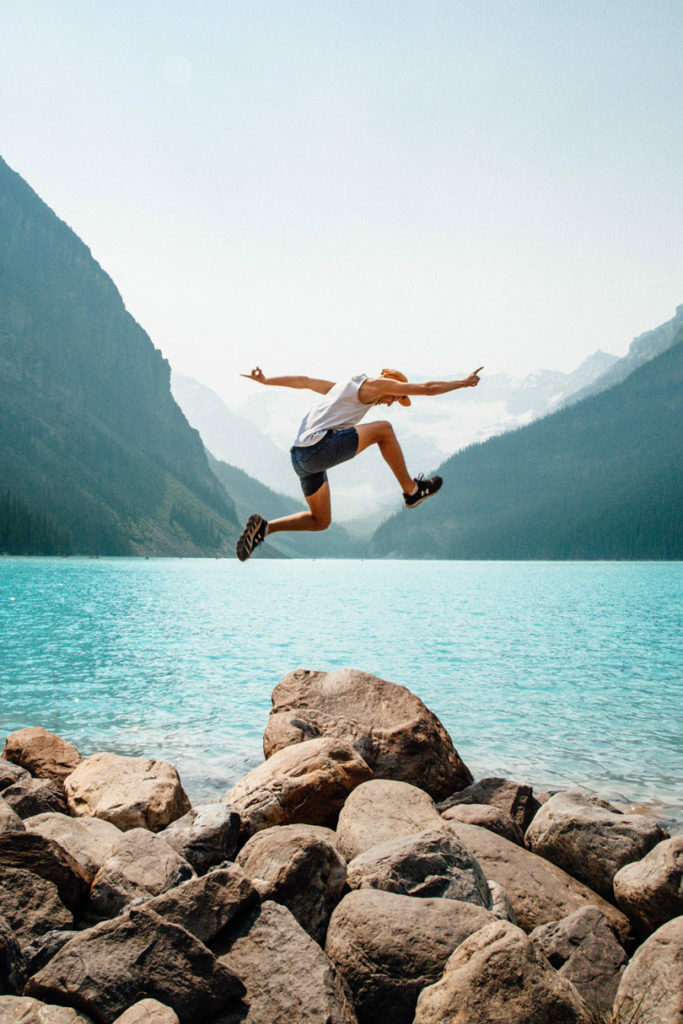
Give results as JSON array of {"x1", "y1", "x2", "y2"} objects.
[{"x1": 236, "y1": 365, "x2": 483, "y2": 561}]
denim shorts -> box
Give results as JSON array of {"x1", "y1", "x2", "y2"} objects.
[{"x1": 290, "y1": 427, "x2": 359, "y2": 497}]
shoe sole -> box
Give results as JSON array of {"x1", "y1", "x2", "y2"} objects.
[
  {"x1": 404, "y1": 479, "x2": 443, "y2": 510},
  {"x1": 236, "y1": 514, "x2": 265, "y2": 562}
]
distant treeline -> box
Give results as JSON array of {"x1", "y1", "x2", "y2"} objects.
[{"x1": 0, "y1": 490, "x2": 73, "y2": 555}]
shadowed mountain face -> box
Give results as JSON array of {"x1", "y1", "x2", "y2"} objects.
[
  {"x1": 369, "y1": 333, "x2": 683, "y2": 560},
  {"x1": 0, "y1": 155, "x2": 239, "y2": 555}
]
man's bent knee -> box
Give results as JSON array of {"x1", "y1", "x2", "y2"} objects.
[{"x1": 312, "y1": 515, "x2": 331, "y2": 531}]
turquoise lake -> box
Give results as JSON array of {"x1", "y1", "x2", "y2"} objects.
[{"x1": 1, "y1": 558, "x2": 681, "y2": 830}]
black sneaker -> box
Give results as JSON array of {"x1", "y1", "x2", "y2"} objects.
[
  {"x1": 236, "y1": 514, "x2": 268, "y2": 561},
  {"x1": 403, "y1": 474, "x2": 443, "y2": 509}
]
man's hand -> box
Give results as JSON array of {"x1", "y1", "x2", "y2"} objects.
[
  {"x1": 463, "y1": 366, "x2": 484, "y2": 387},
  {"x1": 241, "y1": 367, "x2": 267, "y2": 384}
]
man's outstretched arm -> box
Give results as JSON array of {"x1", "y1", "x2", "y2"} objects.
[
  {"x1": 241, "y1": 367, "x2": 334, "y2": 395},
  {"x1": 359, "y1": 367, "x2": 484, "y2": 403}
]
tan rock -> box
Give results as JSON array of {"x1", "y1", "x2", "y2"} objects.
[
  {"x1": 236, "y1": 824, "x2": 346, "y2": 943},
  {"x1": 439, "y1": 777, "x2": 539, "y2": 831},
  {"x1": 64, "y1": 752, "x2": 191, "y2": 832},
  {"x1": 23, "y1": 814, "x2": 121, "y2": 882},
  {"x1": 336, "y1": 779, "x2": 443, "y2": 860},
  {"x1": 263, "y1": 668, "x2": 472, "y2": 800},
  {"x1": 0, "y1": 797, "x2": 24, "y2": 834},
  {"x1": 216, "y1": 900, "x2": 357, "y2": 1023},
  {"x1": 143, "y1": 864, "x2": 259, "y2": 944},
  {"x1": 613, "y1": 835, "x2": 683, "y2": 937},
  {"x1": 0, "y1": 866, "x2": 72, "y2": 945},
  {"x1": 86, "y1": 829, "x2": 194, "y2": 922},
  {"x1": 413, "y1": 919, "x2": 592, "y2": 1024},
  {"x1": 525, "y1": 791, "x2": 668, "y2": 901},
  {"x1": 112, "y1": 999, "x2": 179, "y2": 1024},
  {"x1": 160, "y1": 802, "x2": 240, "y2": 874},
  {"x1": 0, "y1": 996, "x2": 92, "y2": 1023},
  {"x1": 445, "y1": 820, "x2": 631, "y2": 943},
  {"x1": 0, "y1": 831, "x2": 89, "y2": 914},
  {"x1": 224, "y1": 738, "x2": 373, "y2": 840},
  {"x1": 441, "y1": 803, "x2": 524, "y2": 845},
  {"x1": 325, "y1": 889, "x2": 493, "y2": 1024},
  {"x1": 613, "y1": 916, "x2": 683, "y2": 1024},
  {"x1": 2, "y1": 728, "x2": 81, "y2": 786},
  {"x1": 1, "y1": 777, "x2": 67, "y2": 819}
]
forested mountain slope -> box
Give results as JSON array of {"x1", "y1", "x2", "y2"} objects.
[
  {"x1": 369, "y1": 334, "x2": 683, "y2": 560},
  {"x1": 0, "y1": 155, "x2": 239, "y2": 555}
]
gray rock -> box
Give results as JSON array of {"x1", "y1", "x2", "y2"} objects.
[
  {"x1": 487, "y1": 880, "x2": 517, "y2": 923},
  {"x1": 64, "y1": 753, "x2": 191, "y2": 833},
  {"x1": 23, "y1": 814, "x2": 121, "y2": 883},
  {"x1": 161, "y1": 803, "x2": 240, "y2": 874},
  {"x1": 0, "y1": 996, "x2": 92, "y2": 1023},
  {"x1": 2, "y1": 728, "x2": 81, "y2": 787},
  {"x1": 613, "y1": 835, "x2": 683, "y2": 937},
  {"x1": 0, "y1": 867, "x2": 72, "y2": 946},
  {"x1": 0, "y1": 798, "x2": 24, "y2": 835},
  {"x1": 236, "y1": 824, "x2": 346, "y2": 943},
  {"x1": 0, "y1": 761, "x2": 31, "y2": 792},
  {"x1": 439, "y1": 776, "x2": 540, "y2": 831},
  {"x1": 530, "y1": 906, "x2": 627, "y2": 1013},
  {"x1": 413, "y1": 919, "x2": 592, "y2": 1024},
  {"x1": 441, "y1": 802, "x2": 525, "y2": 845},
  {"x1": 445, "y1": 820, "x2": 631, "y2": 943},
  {"x1": 0, "y1": 831, "x2": 89, "y2": 915},
  {"x1": 24, "y1": 906, "x2": 245, "y2": 1024},
  {"x1": 23, "y1": 931, "x2": 79, "y2": 978},
  {"x1": 86, "y1": 829, "x2": 194, "y2": 922},
  {"x1": 263, "y1": 668, "x2": 472, "y2": 801},
  {"x1": 112, "y1": 1000, "x2": 179, "y2": 1024},
  {"x1": 525, "y1": 791, "x2": 668, "y2": 901},
  {"x1": 142, "y1": 865, "x2": 259, "y2": 945},
  {"x1": 325, "y1": 888, "x2": 493, "y2": 1024},
  {"x1": 335, "y1": 779, "x2": 443, "y2": 861},
  {"x1": 215, "y1": 900, "x2": 357, "y2": 1024},
  {"x1": 346, "y1": 827, "x2": 492, "y2": 908},
  {"x1": 224, "y1": 738, "x2": 373, "y2": 841},
  {"x1": 0, "y1": 915, "x2": 27, "y2": 996},
  {"x1": 1, "y1": 777, "x2": 67, "y2": 819},
  {"x1": 613, "y1": 916, "x2": 683, "y2": 1024}
]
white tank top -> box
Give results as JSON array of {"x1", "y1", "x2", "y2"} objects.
[{"x1": 293, "y1": 374, "x2": 371, "y2": 447}]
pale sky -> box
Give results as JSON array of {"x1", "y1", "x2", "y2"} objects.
[{"x1": 3, "y1": 1, "x2": 682, "y2": 405}]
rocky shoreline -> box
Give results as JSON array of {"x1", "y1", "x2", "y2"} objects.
[{"x1": 0, "y1": 667, "x2": 681, "y2": 1024}]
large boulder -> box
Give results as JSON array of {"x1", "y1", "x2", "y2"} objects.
[
  {"x1": 236, "y1": 824, "x2": 346, "y2": 943},
  {"x1": 439, "y1": 777, "x2": 539, "y2": 831},
  {"x1": 525, "y1": 791, "x2": 668, "y2": 901},
  {"x1": 530, "y1": 906, "x2": 627, "y2": 1013},
  {"x1": 24, "y1": 906, "x2": 245, "y2": 1024},
  {"x1": 215, "y1": 900, "x2": 357, "y2": 1023},
  {"x1": 2, "y1": 728, "x2": 81, "y2": 787},
  {"x1": 263, "y1": 668, "x2": 472, "y2": 800},
  {"x1": 336, "y1": 779, "x2": 443, "y2": 860},
  {"x1": 0, "y1": 916, "x2": 27, "y2": 996},
  {"x1": 64, "y1": 753, "x2": 191, "y2": 833},
  {"x1": 413, "y1": 919, "x2": 592, "y2": 1024},
  {"x1": 224, "y1": 738, "x2": 373, "y2": 840},
  {"x1": 613, "y1": 835, "x2": 683, "y2": 937},
  {"x1": 160, "y1": 803, "x2": 240, "y2": 875},
  {"x1": 0, "y1": 831, "x2": 89, "y2": 914},
  {"x1": 1, "y1": 777, "x2": 67, "y2": 819},
  {"x1": 23, "y1": 814, "x2": 122, "y2": 882},
  {"x1": 142, "y1": 865, "x2": 259, "y2": 945},
  {"x1": 441, "y1": 803, "x2": 524, "y2": 845},
  {"x1": 445, "y1": 820, "x2": 631, "y2": 943},
  {"x1": 325, "y1": 888, "x2": 493, "y2": 1024},
  {"x1": 0, "y1": 798, "x2": 23, "y2": 835},
  {"x1": 0, "y1": 867, "x2": 72, "y2": 947},
  {"x1": 86, "y1": 829, "x2": 194, "y2": 922},
  {"x1": 346, "y1": 828, "x2": 491, "y2": 908},
  {"x1": 0, "y1": 997, "x2": 91, "y2": 1023},
  {"x1": 613, "y1": 916, "x2": 683, "y2": 1024}
]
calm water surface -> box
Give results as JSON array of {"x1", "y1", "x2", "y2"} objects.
[{"x1": 1, "y1": 558, "x2": 681, "y2": 829}]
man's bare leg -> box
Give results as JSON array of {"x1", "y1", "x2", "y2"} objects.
[
  {"x1": 265, "y1": 481, "x2": 332, "y2": 535},
  {"x1": 355, "y1": 421, "x2": 415, "y2": 493}
]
